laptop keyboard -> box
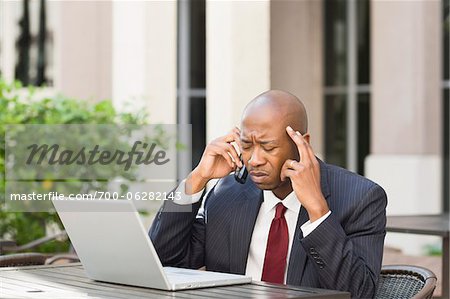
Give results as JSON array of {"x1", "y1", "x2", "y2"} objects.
[{"x1": 165, "y1": 269, "x2": 203, "y2": 276}]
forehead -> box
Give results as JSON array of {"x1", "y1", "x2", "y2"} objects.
[{"x1": 240, "y1": 112, "x2": 286, "y2": 141}]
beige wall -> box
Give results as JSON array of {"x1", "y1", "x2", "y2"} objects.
[
  {"x1": 270, "y1": 0, "x2": 324, "y2": 155},
  {"x1": 144, "y1": 1, "x2": 177, "y2": 124},
  {"x1": 371, "y1": 0, "x2": 442, "y2": 155},
  {"x1": 0, "y1": 1, "x2": 19, "y2": 82},
  {"x1": 206, "y1": 0, "x2": 323, "y2": 153},
  {"x1": 54, "y1": 1, "x2": 112, "y2": 102},
  {"x1": 367, "y1": 0, "x2": 443, "y2": 255},
  {"x1": 112, "y1": 1, "x2": 177, "y2": 124},
  {"x1": 206, "y1": 0, "x2": 271, "y2": 141},
  {"x1": 53, "y1": 1, "x2": 177, "y2": 122}
]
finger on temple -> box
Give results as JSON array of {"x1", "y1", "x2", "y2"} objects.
[
  {"x1": 286, "y1": 126, "x2": 310, "y2": 163},
  {"x1": 295, "y1": 130, "x2": 316, "y2": 162}
]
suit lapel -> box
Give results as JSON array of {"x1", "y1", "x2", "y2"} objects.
[
  {"x1": 287, "y1": 159, "x2": 331, "y2": 285},
  {"x1": 318, "y1": 159, "x2": 331, "y2": 200},
  {"x1": 287, "y1": 206, "x2": 309, "y2": 284},
  {"x1": 229, "y1": 182, "x2": 263, "y2": 274}
]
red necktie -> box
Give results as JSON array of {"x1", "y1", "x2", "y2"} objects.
[{"x1": 261, "y1": 203, "x2": 289, "y2": 284}]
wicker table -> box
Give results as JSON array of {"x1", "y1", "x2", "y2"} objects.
[
  {"x1": 387, "y1": 214, "x2": 450, "y2": 299},
  {"x1": 0, "y1": 263, "x2": 350, "y2": 298}
]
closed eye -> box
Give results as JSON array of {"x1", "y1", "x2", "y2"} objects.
[{"x1": 240, "y1": 141, "x2": 252, "y2": 149}]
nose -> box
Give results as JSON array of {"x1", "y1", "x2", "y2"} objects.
[{"x1": 248, "y1": 147, "x2": 265, "y2": 168}]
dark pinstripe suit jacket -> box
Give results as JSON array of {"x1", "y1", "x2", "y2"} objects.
[{"x1": 149, "y1": 160, "x2": 387, "y2": 298}]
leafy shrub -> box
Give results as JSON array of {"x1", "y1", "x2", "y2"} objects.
[{"x1": 0, "y1": 79, "x2": 148, "y2": 252}]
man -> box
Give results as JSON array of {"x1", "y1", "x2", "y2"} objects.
[{"x1": 149, "y1": 90, "x2": 387, "y2": 298}]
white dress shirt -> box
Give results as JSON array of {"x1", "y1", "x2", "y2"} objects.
[{"x1": 173, "y1": 180, "x2": 331, "y2": 283}]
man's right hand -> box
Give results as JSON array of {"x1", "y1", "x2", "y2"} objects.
[{"x1": 185, "y1": 128, "x2": 242, "y2": 195}]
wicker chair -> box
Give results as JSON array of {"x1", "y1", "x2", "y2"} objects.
[
  {"x1": 0, "y1": 231, "x2": 79, "y2": 267},
  {"x1": 0, "y1": 252, "x2": 79, "y2": 267},
  {"x1": 0, "y1": 253, "x2": 49, "y2": 267},
  {"x1": 375, "y1": 265, "x2": 437, "y2": 299}
]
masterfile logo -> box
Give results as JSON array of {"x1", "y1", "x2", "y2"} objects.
[
  {"x1": 26, "y1": 141, "x2": 170, "y2": 171},
  {"x1": 4, "y1": 124, "x2": 192, "y2": 212}
]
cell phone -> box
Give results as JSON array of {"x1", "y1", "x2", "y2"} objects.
[{"x1": 234, "y1": 154, "x2": 248, "y2": 184}]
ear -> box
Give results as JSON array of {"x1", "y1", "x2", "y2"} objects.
[{"x1": 302, "y1": 133, "x2": 311, "y2": 144}]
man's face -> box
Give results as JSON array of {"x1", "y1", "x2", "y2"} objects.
[{"x1": 239, "y1": 110, "x2": 299, "y2": 190}]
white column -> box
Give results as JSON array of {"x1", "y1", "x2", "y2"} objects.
[
  {"x1": 367, "y1": 0, "x2": 442, "y2": 255},
  {"x1": 206, "y1": 0, "x2": 270, "y2": 141},
  {"x1": 144, "y1": 1, "x2": 177, "y2": 124},
  {"x1": 371, "y1": 1, "x2": 442, "y2": 155},
  {"x1": 270, "y1": 0, "x2": 324, "y2": 156},
  {"x1": 0, "y1": 1, "x2": 20, "y2": 82},
  {"x1": 111, "y1": 1, "x2": 177, "y2": 223},
  {"x1": 112, "y1": 1, "x2": 177, "y2": 124},
  {"x1": 53, "y1": 1, "x2": 113, "y2": 102},
  {"x1": 112, "y1": 1, "x2": 146, "y2": 112}
]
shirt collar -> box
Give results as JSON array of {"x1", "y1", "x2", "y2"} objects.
[{"x1": 262, "y1": 190, "x2": 301, "y2": 214}]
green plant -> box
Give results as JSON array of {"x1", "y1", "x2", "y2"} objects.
[
  {"x1": 0, "y1": 79, "x2": 149, "y2": 253},
  {"x1": 423, "y1": 243, "x2": 442, "y2": 257}
]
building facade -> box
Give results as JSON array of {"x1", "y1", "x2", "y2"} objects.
[{"x1": 1, "y1": 0, "x2": 449, "y2": 254}]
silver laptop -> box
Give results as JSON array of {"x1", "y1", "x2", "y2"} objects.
[{"x1": 52, "y1": 199, "x2": 252, "y2": 291}]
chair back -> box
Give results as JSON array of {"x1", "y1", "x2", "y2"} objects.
[
  {"x1": 0, "y1": 253, "x2": 48, "y2": 267},
  {"x1": 375, "y1": 265, "x2": 437, "y2": 299}
]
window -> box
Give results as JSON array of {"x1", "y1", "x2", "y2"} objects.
[
  {"x1": 177, "y1": 0, "x2": 206, "y2": 173},
  {"x1": 0, "y1": 0, "x2": 53, "y2": 86},
  {"x1": 323, "y1": 0, "x2": 370, "y2": 174}
]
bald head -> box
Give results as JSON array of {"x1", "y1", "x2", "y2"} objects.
[
  {"x1": 238, "y1": 90, "x2": 309, "y2": 196},
  {"x1": 242, "y1": 90, "x2": 308, "y2": 134}
]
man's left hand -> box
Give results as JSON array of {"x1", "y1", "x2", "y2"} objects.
[{"x1": 280, "y1": 126, "x2": 329, "y2": 222}]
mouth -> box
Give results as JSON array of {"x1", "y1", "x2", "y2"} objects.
[{"x1": 249, "y1": 171, "x2": 269, "y2": 184}]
